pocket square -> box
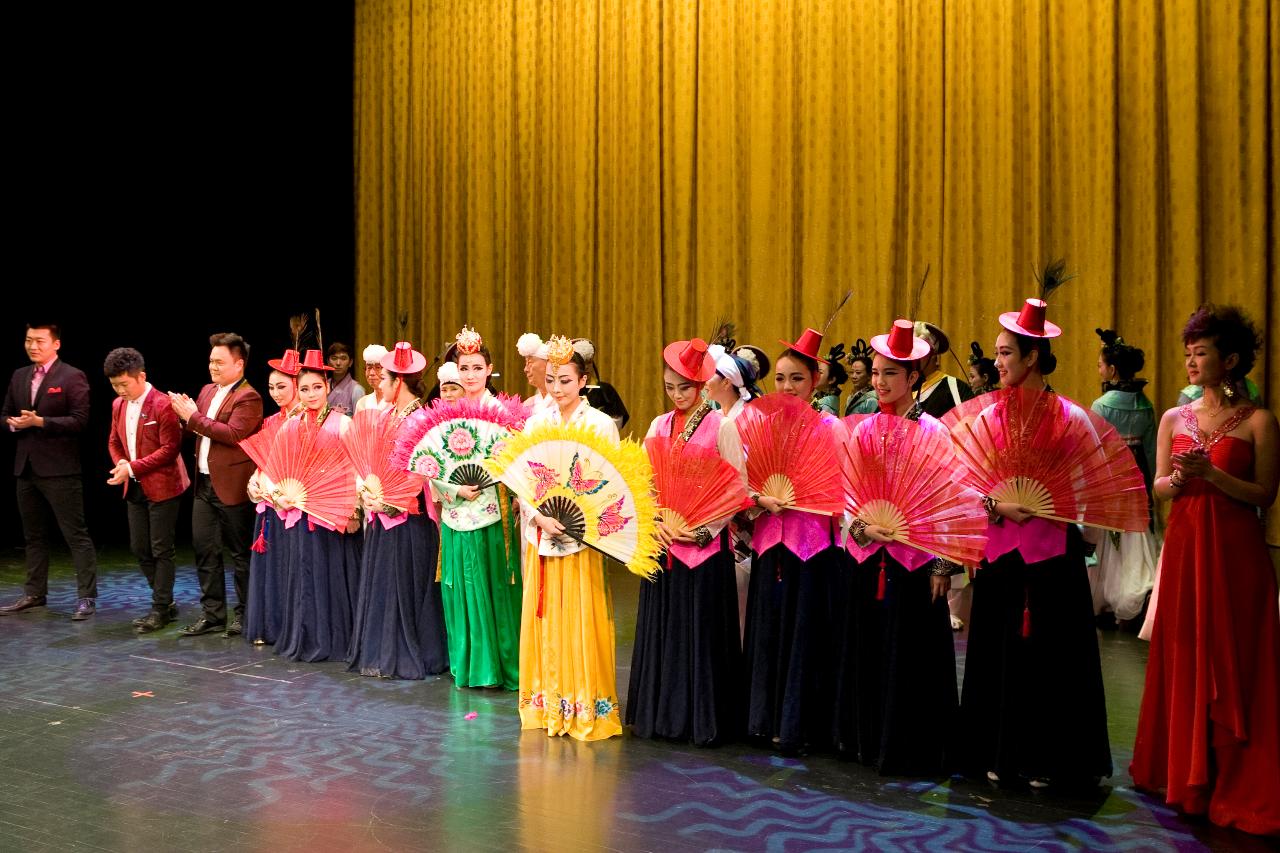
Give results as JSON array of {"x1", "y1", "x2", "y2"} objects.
[
  {"x1": 47, "y1": 387, "x2": 63, "y2": 394},
  {"x1": 143, "y1": 420, "x2": 158, "y2": 426}
]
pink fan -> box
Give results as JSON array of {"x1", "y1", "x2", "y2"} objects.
[
  {"x1": 735, "y1": 393, "x2": 843, "y2": 515},
  {"x1": 342, "y1": 408, "x2": 425, "y2": 513},
  {"x1": 239, "y1": 411, "x2": 287, "y2": 472},
  {"x1": 263, "y1": 416, "x2": 359, "y2": 529},
  {"x1": 841, "y1": 413, "x2": 987, "y2": 567},
  {"x1": 941, "y1": 387, "x2": 1149, "y2": 533}
]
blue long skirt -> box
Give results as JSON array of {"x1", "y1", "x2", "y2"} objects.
[
  {"x1": 274, "y1": 516, "x2": 363, "y2": 662},
  {"x1": 347, "y1": 513, "x2": 448, "y2": 679}
]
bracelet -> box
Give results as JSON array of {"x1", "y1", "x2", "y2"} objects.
[
  {"x1": 849, "y1": 518, "x2": 870, "y2": 547},
  {"x1": 692, "y1": 525, "x2": 713, "y2": 548},
  {"x1": 1168, "y1": 470, "x2": 1184, "y2": 489},
  {"x1": 750, "y1": 492, "x2": 762, "y2": 506},
  {"x1": 982, "y1": 495, "x2": 1002, "y2": 525}
]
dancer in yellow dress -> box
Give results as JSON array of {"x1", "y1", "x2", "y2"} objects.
[{"x1": 516, "y1": 336, "x2": 623, "y2": 741}]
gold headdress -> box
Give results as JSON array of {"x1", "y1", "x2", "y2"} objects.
[
  {"x1": 455, "y1": 326, "x2": 483, "y2": 355},
  {"x1": 546, "y1": 335, "x2": 575, "y2": 366}
]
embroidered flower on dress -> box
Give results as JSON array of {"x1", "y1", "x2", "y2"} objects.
[
  {"x1": 594, "y1": 697, "x2": 615, "y2": 718},
  {"x1": 530, "y1": 692, "x2": 545, "y2": 709},
  {"x1": 559, "y1": 697, "x2": 574, "y2": 719}
]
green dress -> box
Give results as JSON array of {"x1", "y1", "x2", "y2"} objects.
[{"x1": 434, "y1": 479, "x2": 523, "y2": 689}]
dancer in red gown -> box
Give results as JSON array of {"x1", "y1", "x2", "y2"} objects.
[{"x1": 1131, "y1": 304, "x2": 1280, "y2": 836}]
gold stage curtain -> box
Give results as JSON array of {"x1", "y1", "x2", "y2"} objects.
[{"x1": 355, "y1": 0, "x2": 1278, "y2": 535}]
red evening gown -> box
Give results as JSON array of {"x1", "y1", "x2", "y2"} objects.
[{"x1": 1131, "y1": 421, "x2": 1280, "y2": 836}]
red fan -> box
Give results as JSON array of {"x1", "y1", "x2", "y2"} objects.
[
  {"x1": 239, "y1": 411, "x2": 287, "y2": 472},
  {"x1": 941, "y1": 387, "x2": 1149, "y2": 533},
  {"x1": 841, "y1": 414, "x2": 987, "y2": 566},
  {"x1": 262, "y1": 416, "x2": 359, "y2": 529},
  {"x1": 734, "y1": 393, "x2": 843, "y2": 515},
  {"x1": 342, "y1": 408, "x2": 425, "y2": 514},
  {"x1": 645, "y1": 435, "x2": 754, "y2": 533}
]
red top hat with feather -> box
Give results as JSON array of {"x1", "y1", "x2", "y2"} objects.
[
  {"x1": 999, "y1": 299, "x2": 1062, "y2": 339},
  {"x1": 298, "y1": 349, "x2": 334, "y2": 372},
  {"x1": 999, "y1": 259, "x2": 1072, "y2": 339},
  {"x1": 779, "y1": 328, "x2": 829, "y2": 364},
  {"x1": 870, "y1": 319, "x2": 932, "y2": 361},
  {"x1": 267, "y1": 349, "x2": 302, "y2": 376},
  {"x1": 380, "y1": 341, "x2": 428, "y2": 374},
  {"x1": 663, "y1": 338, "x2": 717, "y2": 382}
]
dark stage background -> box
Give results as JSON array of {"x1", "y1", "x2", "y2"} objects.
[{"x1": 5, "y1": 3, "x2": 356, "y2": 551}]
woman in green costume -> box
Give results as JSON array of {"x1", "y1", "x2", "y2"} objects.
[{"x1": 431, "y1": 327, "x2": 524, "y2": 690}]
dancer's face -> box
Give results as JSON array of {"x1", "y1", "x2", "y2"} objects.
[{"x1": 774, "y1": 355, "x2": 816, "y2": 399}]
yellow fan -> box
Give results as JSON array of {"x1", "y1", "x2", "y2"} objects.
[{"x1": 485, "y1": 422, "x2": 661, "y2": 578}]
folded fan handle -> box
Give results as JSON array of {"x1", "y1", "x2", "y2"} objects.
[{"x1": 534, "y1": 506, "x2": 621, "y2": 563}]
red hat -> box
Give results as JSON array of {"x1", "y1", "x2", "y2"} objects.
[
  {"x1": 298, "y1": 349, "x2": 333, "y2": 372},
  {"x1": 267, "y1": 349, "x2": 301, "y2": 376},
  {"x1": 870, "y1": 319, "x2": 932, "y2": 361},
  {"x1": 999, "y1": 298, "x2": 1062, "y2": 339},
  {"x1": 662, "y1": 338, "x2": 717, "y2": 382},
  {"x1": 380, "y1": 341, "x2": 428, "y2": 374},
  {"x1": 778, "y1": 328, "x2": 829, "y2": 364}
]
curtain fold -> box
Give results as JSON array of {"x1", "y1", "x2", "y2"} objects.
[{"x1": 355, "y1": 0, "x2": 1277, "y2": 537}]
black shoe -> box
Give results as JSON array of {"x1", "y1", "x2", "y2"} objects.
[
  {"x1": 136, "y1": 611, "x2": 170, "y2": 633},
  {"x1": 71, "y1": 599, "x2": 96, "y2": 621},
  {"x1": 0, "y1": 594, "x2": 47, "y2": 614},
  {"x1": 135, "y1": 603, "x2": 179, "y2": 627},
  {"x1": 178, "y1": 617, "x2": 225, "y2": 637},
  {"x1": 222, "y1": 619, "x2": 243, "y2": 638}
]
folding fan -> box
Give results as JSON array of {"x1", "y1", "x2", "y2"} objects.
[
  {"x1": 392, "y1": 396, "x2": 526, "y2": 488},
  {"x1": 262, "y1": 416, "x2": 359, "y2": 529},
  {"x1": 484, "y1": 421, "x2": 661, "y2": 578},
  {"x1": 941, "y1": 387, "x2": 1149, "y2": 533},
  {"x1": 239, "y1": 411, "x2": 288, "y2": 472},
  {"x1": 734, "y1": 393, "x2": 843, "y2": 515},
  {"x1": 841, "y1": 414, "x2": 987, "y2": 567},
  {"x1": 645, "y1": 435, "x2": 753, "y2": 534},
  {"x1": 342, "y1": 407, "x2": 425, "y2": 514}
]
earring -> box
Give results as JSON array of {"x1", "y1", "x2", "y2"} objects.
[{"x1": 1222, "y1": 380, "x2": 1236, "y2": 401}]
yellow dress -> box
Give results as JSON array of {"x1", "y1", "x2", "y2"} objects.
[{"x1": 518, "y1": 542, "x2": 622, "y2": 741}]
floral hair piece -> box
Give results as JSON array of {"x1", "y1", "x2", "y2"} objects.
[
  {"x1": 545, "y1": 335, "x2": 575, "y2": 366},
  {"x1": 455, "y1": 326, "x2": 483, "y2": 356}
]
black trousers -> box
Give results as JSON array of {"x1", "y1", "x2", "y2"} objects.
[
  {"x1": 191, "y1": 474, "x2": 254, "y2": 622},
  {"x1": 126, "y1": 480, "x2": 181, "y2": 611},
  {"x1": 16, "y1": 472, "x2": 98, "y2": 599}
]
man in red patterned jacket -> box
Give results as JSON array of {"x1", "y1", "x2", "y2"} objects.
[{"x1": 105, "y1": 348, "x2": 190, "y2": 633}]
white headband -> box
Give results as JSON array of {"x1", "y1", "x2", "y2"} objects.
[{"x1": 708, "y1": 344, "x2": 750, "y2": 402}]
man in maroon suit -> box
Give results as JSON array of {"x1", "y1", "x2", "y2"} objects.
[
  {"x1": 0, "y1": 322, "x2": 99, "y2": 619},
  {"x1": 169, "y1": 332, "x2": 263, "y2": 637},
  {"x1": 104, "y1": 348, "x2": 190, "y2": 633}
]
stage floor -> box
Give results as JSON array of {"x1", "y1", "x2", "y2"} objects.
[{"x1": 0, "y1": 550, "x2": 1268, "y2": 852}]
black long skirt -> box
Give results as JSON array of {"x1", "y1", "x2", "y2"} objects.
[
  {"x1": 347, "y1": 513, "x2": 449, "y2": 679},
  {"x1": 275, "y1": 517, "x2": 363, "y2": 663},
  {"x1": 742, "y1": 545, "x2": 843, "y2": 750},
  {"x1": 960, "y1": 525, "x2": 1112, "y2": 783},
  {"x1": 626, "y1": 537, "x2": 742, "y2": 746},
  {"x1": 832, "y1": 551, "x2": 957, "y2": 775},
  {"x1": 244, "y1": 510, "x2": 282, "y2": 645}
]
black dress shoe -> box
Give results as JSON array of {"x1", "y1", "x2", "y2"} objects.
[
  {"x1": 178, "y1": 617, "x2": 225, "y2": 637},
  {"x1": 136, "y1": 611, "x2": 170, "y2": 633},
  {"x1": 136, "y1": 603, "x2": 179, "y2": 626},
  {"x1": 222, "y1": 619, "x2": 243, "y2": 638},
  {"x1": 0, "y1": 594, "x2": 47, "y2": 614}
]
